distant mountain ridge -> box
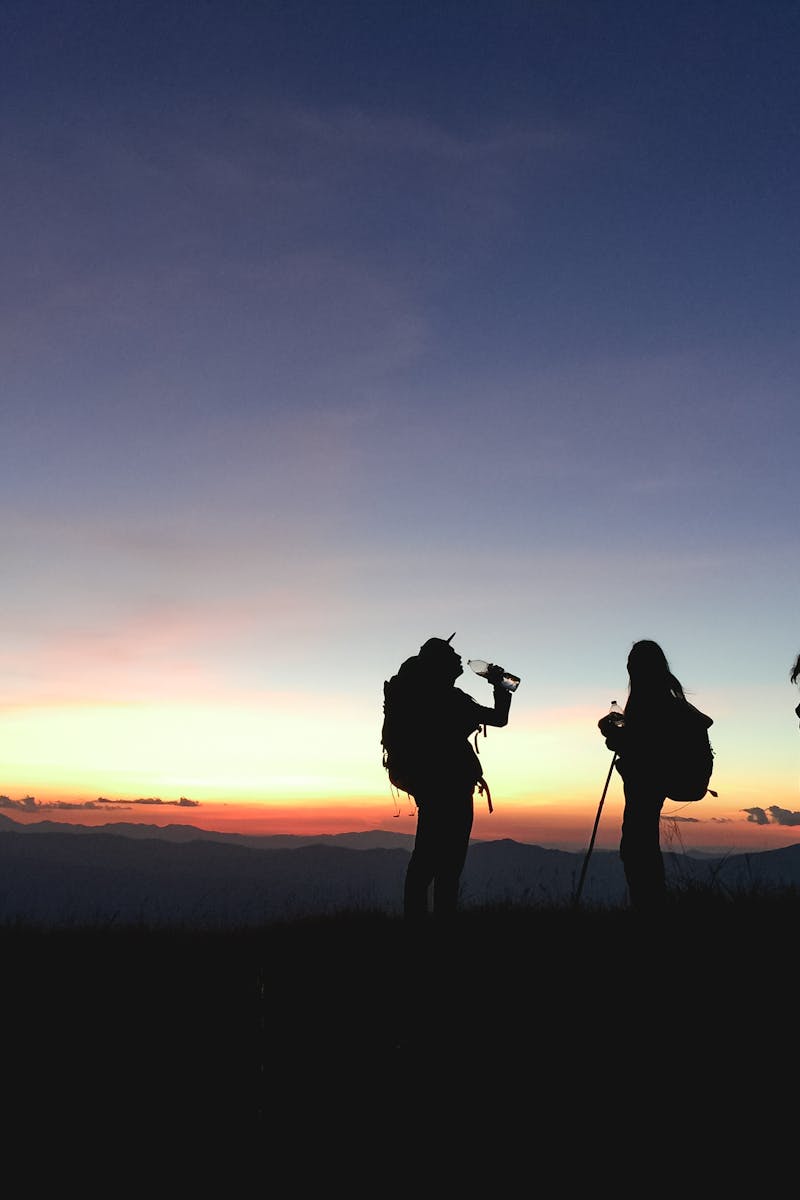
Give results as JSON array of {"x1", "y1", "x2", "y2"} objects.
[
  {"x1": 0, "y1": 813, "x2": 798, "y2": 928},
  {"x1": 0, "y1": 813, "x2": 416, "y2": 851}
]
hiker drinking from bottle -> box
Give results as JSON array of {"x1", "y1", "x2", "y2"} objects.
[
  {"x1": 597, "y1": 639, "x2": 693, "y2": 914},
  {"x1": 382, "y1": 634, "x2": 514, "y2": 922},
  {"x1": 791, "y1": 653, "x2": 800, "y2": 727}
]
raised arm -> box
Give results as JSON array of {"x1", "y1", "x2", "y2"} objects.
[{"x1": 474, "y1": 679, "x2": 512, "y2": 728}]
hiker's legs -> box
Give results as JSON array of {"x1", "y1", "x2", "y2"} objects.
[
  {"x1": 404, "y1": 790, "x2": 474, "y2": 920},
  {"x1": 404, "y1": 800, "x2": 437, "y2": 920},
  {"x1": 431, "y1": 790, "x2": 474, "y2": 918},
  {"x1": 620, "y1": 781, "x2": 666, "y2": 912}
]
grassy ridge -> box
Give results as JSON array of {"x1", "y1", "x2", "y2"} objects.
[{"x1": 4, "y1": 888, "x2": 796, "y2": 1134}]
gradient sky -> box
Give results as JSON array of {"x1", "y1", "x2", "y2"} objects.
[{"x1": 2, "y1": 0, "x2": 799, "y2": 852}]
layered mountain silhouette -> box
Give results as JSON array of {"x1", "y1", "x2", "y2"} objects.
[{"x1": 1, "y1": 812, "x2": 799, "y2": 928}]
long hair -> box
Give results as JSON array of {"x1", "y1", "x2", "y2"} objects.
[
  {"x1": 791, "y1": 654, "x2": 800, "y2": 686},
  {"x1": 625, "y1": 639, "x2": 686, "y2": 707}
]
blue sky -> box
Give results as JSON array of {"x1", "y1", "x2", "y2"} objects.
[{"x1": 1, "y1": 1, "x2": 798, "y2": 849}]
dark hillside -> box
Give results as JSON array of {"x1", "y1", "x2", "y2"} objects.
[
  {"x1": 4, "y1": 891, "x2": 796, "y2": 1146},
  {"x1": 4, "y1": 827, "x2": 800, "y2": 927}
]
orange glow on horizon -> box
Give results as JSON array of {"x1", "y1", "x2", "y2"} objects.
[
  {"x1": 3, "y1": 785, "x2": 800, "y2": 856},
  {"x1": 2, "y1": 692, "x2": 798, "y2": 854}
]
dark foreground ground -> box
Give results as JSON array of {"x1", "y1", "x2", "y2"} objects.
[{"x1": 4, "y1": 890, "x2": 797, "y2": 1173}]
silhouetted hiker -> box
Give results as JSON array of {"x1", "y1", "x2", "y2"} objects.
[
  {"x1": 383, "y1": 634, "x2": 513, "y2": 922},
  {"x1": 597, "y1": 639, "x2": 702, "y2": 914},
  {"x1": 791, "y1": 654, "x2": 800, "y2": 725}
]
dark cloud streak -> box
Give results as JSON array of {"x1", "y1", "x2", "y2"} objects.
[
  {"x1": 743, "y1": 805, "x2": 800, "y2": 827},
  {"x1": 0, "y1": 795, "x2": 199, "y2": 811}
]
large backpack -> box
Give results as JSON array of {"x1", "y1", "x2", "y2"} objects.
[
  {"x1": 664, "y1": 700, "x2": 717, "y2": 802},
  {"x1": 380, "y1": 665, "x2": 419, "y2": 798},
  {"x1": 381, "y1": 657, "x2": 494, "y2": 810}
]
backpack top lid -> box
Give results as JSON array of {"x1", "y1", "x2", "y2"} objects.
[
  {"x1": 419, "y1": 632, "x2": 456, "y2": 656},
  {"x1": 417, "y1": 633, "x2": 461, "y2": 679}
]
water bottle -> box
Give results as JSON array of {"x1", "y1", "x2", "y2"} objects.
[
  {"x1": 467, "y1": 659, "x2": 521, "y2": 692},
  {"x1": 606, "y1": 700, "x2": 625, "y2": 727}
]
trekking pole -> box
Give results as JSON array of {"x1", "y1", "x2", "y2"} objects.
[{"x1": 573, "y1": 753, "x2": 617, "y2": 907}]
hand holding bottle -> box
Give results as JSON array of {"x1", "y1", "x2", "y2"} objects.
[
  {"x1": 598, "y1": 700, "x2": 625, "y2": 743},
  {"x1": 468, "y1": 659, "x2": 521, "y2": 692}
]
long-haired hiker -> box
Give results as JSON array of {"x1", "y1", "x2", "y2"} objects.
[{"x1": 598, "y1": 640, "x2": 703, "y2": 914}]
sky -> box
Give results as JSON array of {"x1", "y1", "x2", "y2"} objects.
[{"x1": 1, "y1": 0, "x2": 799, "y2": 853}]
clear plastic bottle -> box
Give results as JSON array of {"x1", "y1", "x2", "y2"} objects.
[
  {"x1": 606, "y1": 699, "x2": 625, "y2": 727},
  {"x1": 468, "y1": 659, "x2": 521, "y2": 692}
]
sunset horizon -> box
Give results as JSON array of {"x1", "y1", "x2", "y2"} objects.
[
  {"x1": 3, "y1": 4, "x2": 798, "y2": 875},
  {"x1": 4, "y1": 779, "x2": 799, "y2": 858}
]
